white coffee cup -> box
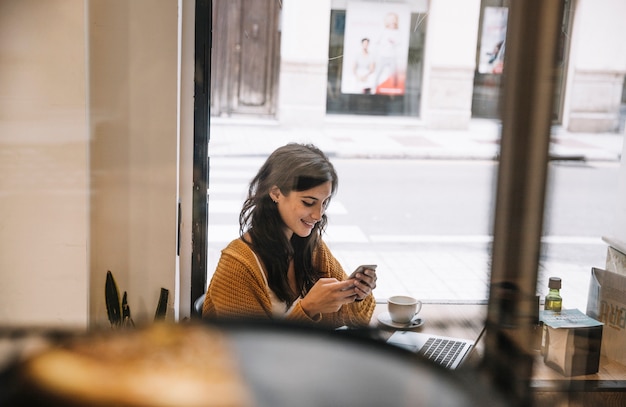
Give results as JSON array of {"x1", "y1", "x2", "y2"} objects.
[{"x1": 388, "y1": 295, "x2": 422, "y2": 324}]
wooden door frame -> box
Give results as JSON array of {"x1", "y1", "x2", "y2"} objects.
[{"x1": 190, "y1": 0, "x2": 211, "y2": 316}]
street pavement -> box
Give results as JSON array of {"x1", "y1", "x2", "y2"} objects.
[{"x1": 208, "y1": 117, "x2": 624, "y2": 162}]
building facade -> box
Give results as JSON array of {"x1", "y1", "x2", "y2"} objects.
[{"x1": 212, "y1": 0, "x2": 626, "y2": 133}]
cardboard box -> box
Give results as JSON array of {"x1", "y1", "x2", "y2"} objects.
[
  {"x1": 540, "y1": 309, "x2": 603, "y2": 376},
  {"x1": 586, "y1": 267, "x2": 626, "y2": 365}
]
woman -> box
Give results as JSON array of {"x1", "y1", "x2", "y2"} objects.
[{"x1": 202, "y1": 143, "x2": 377, "y2": 327}]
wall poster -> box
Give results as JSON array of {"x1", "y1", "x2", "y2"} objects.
[
  {"x1": 341, "y1": 1, "x2": 411, "y2": 95},
  {"x1": 478, "y1": 7, "x2": 508, "y2": 74}
]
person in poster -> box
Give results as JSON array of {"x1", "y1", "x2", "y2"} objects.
[
  {"x1": 341, "y1": 2, "x2": 410, "y2": 96},
  {"x1": 372, "y1": 11, "x2": 403, "y2": 94},
  {"x1": 352, "y1": 37, "x2": 376, "y2": 94}
]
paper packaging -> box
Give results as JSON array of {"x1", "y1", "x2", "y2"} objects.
[
  {"x1": 586, "y1": 267, "x2": 626, "y2": 365},
  {"x1": 540, "y1": 309, "x2": 603, "y2": 376}
]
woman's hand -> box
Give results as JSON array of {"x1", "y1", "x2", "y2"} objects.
[
  {"x1": 352, "y1": 267, "x2": 377, "y2": 301},
  {"x1": 300, "y1": 278, "x2": 357, "y2": 318}
]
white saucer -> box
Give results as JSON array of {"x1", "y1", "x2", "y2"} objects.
[{"x1": 377, "y1": 312, "x2": 425, "y2": 330}]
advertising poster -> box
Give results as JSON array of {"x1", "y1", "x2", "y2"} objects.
[
  {"x1": 478, "y1": 7, "x2": 508, "y2": 74},
  {"x1": 341, "y1": 1, "x2": 411, "y2": 95}
]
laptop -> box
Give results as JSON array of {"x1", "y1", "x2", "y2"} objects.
[{"x1": 387, "y1": 326, "x2": 486, "y2": 370}]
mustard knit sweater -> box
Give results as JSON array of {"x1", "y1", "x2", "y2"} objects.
[{"x1": 202, "y1": 238, "x2": 376, "y2": 328}]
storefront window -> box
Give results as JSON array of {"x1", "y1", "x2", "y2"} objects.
[
  {"x1": 472, "y1": 0, "x2": 572, "y2": 121},
  {"x1": 326, "y1": 1, "x2": 427, "y2": 117}
]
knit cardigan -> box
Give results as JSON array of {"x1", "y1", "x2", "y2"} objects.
[{"x1": 202, "y1": 238, "x2": 376, "y2": 328}]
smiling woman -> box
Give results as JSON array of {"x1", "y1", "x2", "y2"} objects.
[{"x1": 202, "y1": 143, "x2": 377, "y2": 327}]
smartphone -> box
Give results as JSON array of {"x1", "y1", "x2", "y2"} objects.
[{"x1": 348, "y1": 264, "x2": 377, "y2": 280}]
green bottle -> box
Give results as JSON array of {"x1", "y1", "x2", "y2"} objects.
[
  {"x1": 544, "y1": 277, "x2": 562, "y2": 311},
  {"x1": 541, "y1": 277, "x2": 563, "y2": 355}
]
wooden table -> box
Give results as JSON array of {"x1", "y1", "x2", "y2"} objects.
[
  {"x1": 371, "y1": 301, "x2": 626, "y2": 407},
  {"x1": 532, "y1": 352, "x2": 626, "y2": 406},
  {"x1": 371, "y1": 301, "x2": 486, "y2": 340}
]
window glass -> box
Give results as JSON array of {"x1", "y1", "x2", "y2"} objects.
[{"x1": 326, "y1": 7, "x2": 426, "y2": 117}]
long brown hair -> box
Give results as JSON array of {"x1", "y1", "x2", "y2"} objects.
[{"x1": 239, "y1": 143, "x2": 338, "y2": 307}]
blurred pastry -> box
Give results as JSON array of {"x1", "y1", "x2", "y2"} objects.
[{"x1": 17, "y1": 323, "x2": 253, "y2": 407}]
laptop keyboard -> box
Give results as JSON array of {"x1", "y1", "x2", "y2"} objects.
[{"x1": 418, "y1": 338, "x2": 465, "y2": 368}]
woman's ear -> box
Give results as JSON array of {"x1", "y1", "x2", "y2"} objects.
[{"x1": 269, "y1": 186, "x2": 281, "y2": 203}]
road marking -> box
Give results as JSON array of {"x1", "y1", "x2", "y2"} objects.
[
  {"x1": 370, "y1": 235, "x2": 606, "y2": 244},
  {"x1": 324, "y1": 226, "x2": 369, "y2": 242},
  {"x1": 209, "y1": 183, "x2": 248, "y2": 194},
  {"x1": 207, "y1": 224, "x2": 368, "y2": 243},
  {"x1": 370, "y1": 235, "x2": 492, "y2": 243},
  {"x1": 209, "y1": 171, "x2": 256, "y2": 180},
  {"x1": 207, "y1": 225, "x2": 239, "y2": 242},
  {"x1": 540, "y1": 236, "x2": 605, "y2": 245},
  {"x1": 208, "y1": 228, "x2": 607, "y2": 245}
]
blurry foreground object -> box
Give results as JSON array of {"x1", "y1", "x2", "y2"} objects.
[
  {"x1": 14, "y1": 323, "x2": 253, "y2": 407},
  {"x1": 4, "y1": 320, "x2": 509, "y2": 407}
]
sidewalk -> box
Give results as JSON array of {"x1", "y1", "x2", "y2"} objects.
[{"x1": 208, "y1": 118, "x2": 624, "y2": 162}]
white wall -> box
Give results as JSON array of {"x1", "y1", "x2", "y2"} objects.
[
  {"x1": 178, "y1": 0, "x2": 197, "y2": 320},
  {"x1": 421, "y1": 0, "x2": 481, "y2": 128},
  {"x1": 564, "y1": 0, "x2": 626, "y2": 132},
  {"x1": 0, "y1": 0, "x2": 89, "y2": 326},
  {"x1": 278, "y1": 0, "x2": 332, "y2": 126},
  {"x1": 0, "y1": 0, "x2": 183, "y2": 327},
  {"x1": 88, "y1": 0, "x2": 180, "y2": 327},
  {"x1": 571, "y1": 0, "x2": 626, "y2": 72}
]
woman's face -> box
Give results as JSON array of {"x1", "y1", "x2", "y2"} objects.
[{"x1": 271, "y1": 181, "x2": 333, "y2": 239}]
